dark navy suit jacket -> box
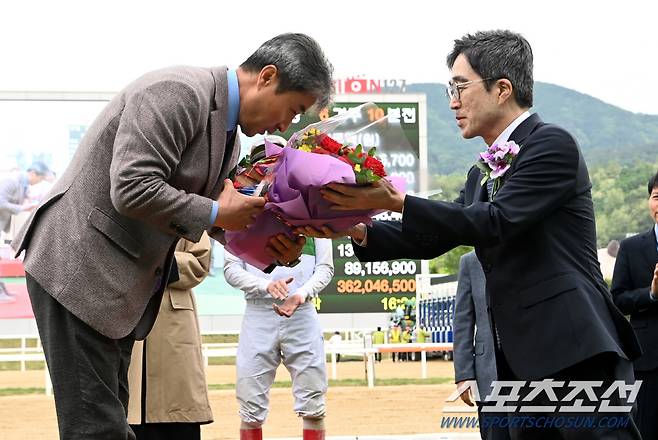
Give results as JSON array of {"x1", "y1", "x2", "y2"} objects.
[{"x1": 355, "y1": 113, "x2": 641, "y2": 379}]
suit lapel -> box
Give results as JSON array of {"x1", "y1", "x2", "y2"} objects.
[
  {"x1": 501, "y1": 113, "x2": 542, "y2": 182},
  {"x1": 508, "y1": 113, "x2": 542, "y2": 147},
  {"x1": 641, "y1": 228, "x2": 658, "y2": 268},
  {"x1": 203, "y1": 67, "x2": 230, "y2": 196}
]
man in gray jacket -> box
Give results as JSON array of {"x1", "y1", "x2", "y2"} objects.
[
  {"x1": 12, "y1": 33, "x2": 333, "y2": 439},
  {"x1": 453, "y1": 251, "x2": 509, "y2": 440},
  {"x1": 0, "y1": 161, "x2": 49, "y2": 302}
]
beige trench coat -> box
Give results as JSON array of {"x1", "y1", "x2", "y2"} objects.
[{"x1": 127, "y1": 232, "x2": 213, "y2": 424}]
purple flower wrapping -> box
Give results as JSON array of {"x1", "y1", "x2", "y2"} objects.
[{"x1": 225, "y1": 140, "x2": 405, "y2": 270}]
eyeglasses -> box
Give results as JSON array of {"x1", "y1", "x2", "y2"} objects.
[{"x1": 445, "y1": 78, "x2": 494, "y2": 101}]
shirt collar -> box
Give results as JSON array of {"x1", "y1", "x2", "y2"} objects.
[
  {"x1": 227, "y1": 69, "x2": 239, "y2": 133},
  {"x1": 490, "y1": 110, "x2": 531, "y2": 146},
  {"x1": 654, "y1": 224, "x2": 658, "y2": 250}
]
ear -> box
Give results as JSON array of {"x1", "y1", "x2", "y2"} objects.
[
  {"x1": 496, "y1": 78, "x2": 514, "y2": 104},
  {"x1": 257, "y1": 65, "x2": 278, "y2": 90}
]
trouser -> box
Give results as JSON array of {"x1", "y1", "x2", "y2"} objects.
[
  {"x1": 26, "y1": 273, "x2": 136, "y2": 440},
  {"x1": 130, "y1": 423, "x2": 200, "y2": 440},
  {"x1": 494, "y1": 350, "x2": 641, "y2": 440},
  {"x1": 634, "y1": 366, "x2": 658, "y2": 440},
  {"x1": 236, "y1": 298, "x2": 327, "y2": 424},
  {"x1": 477, "y1": 402, "x2": 512, "y2": 440}
]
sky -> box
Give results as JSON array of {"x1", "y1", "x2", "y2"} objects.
[{"x1": 2, "y1": 0, "x2": 658, "y2": 114}]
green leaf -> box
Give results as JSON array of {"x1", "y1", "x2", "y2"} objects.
[
  {"x1": 355, "y1": 144, "x2": 363, "y2": 156},
  {"x1": 368, "y1": 147, "x2": 377, "y2": 157},
  {"x1": 474, "y1": 160, "x2": 489, "y2": 174}
]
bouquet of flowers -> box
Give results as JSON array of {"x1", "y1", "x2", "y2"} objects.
[{"x1": 225, "y1": 103, "x2": 404, "y2": 270}]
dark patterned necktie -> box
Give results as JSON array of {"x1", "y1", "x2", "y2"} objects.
[{"x1": 486, "y1": 177, "x2": 495, "y2": 201}]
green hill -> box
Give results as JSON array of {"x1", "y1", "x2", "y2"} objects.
[{"x1": 406, "y1": 82, "x2": 658, "y2": 174}]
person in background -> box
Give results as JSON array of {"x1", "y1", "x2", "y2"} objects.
[
  {"x1": 27, "y1": 169, "x2": 56, "y2": 203},
  {"x1": 0, "y1": 162, "x2": 49, "y2": 302},
  {"x1": 400, "y1": 326, "x2": 412, "y2": 361},
  {"x1": 224, "y1": 139, "x2": 334, "y2": 440},
  {"x1": 389, "y1": 324, "x2": 401, "y2": 362},
  {"x1": 127, "y1": 232, "x2": 213, "y2": 440},
  {"x1": 328, "y1": 330, "x2": 342, "y2": 362},
  {"x1": 453, "y1": 251, "x2": 510, "y2": 440},
  {"x1": 611, "y1": 171, "x2": 658, "y2": 440},
  {"x1": 372, "y1": 326, "x2": 385, "y2": 362},
  {"x1": 0, "y1": 161, "x2": 49, "y2": 240}
]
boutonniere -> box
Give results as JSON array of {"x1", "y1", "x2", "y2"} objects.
[{"x1": 475, "y1": 140, "x2": 521, "y2": 200}]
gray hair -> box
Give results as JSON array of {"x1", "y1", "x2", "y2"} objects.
[
  {"x1": 241, "y1": 33, "x2": 334, "y2": 109},
  {"x1": 447, "y1": 30, "x2": 533, "y2": 108}
]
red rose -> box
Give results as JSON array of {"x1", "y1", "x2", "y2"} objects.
[
  {"x1": 364, "y1": 156, "x2": 386, "y2": 177},
  {"x1": 319, "y1": 135, "x2": 343, "y2": 154},
  {"x1": 312, "y1": 147, "x2": 331, "y2": 155}
]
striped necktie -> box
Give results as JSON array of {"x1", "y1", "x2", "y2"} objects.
[{"x1": 486, "y1": 177, "x2": 495, "y2": 202}]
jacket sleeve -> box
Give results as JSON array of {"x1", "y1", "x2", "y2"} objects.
[
  {"x1": 109, "y1": 79, "x2": 214, "y2": 242},
  {"x1": 400, "y1": 126, "x2": 581, "y2": 249},
  {"x1": 353, "y1": 220, "x2": 460, "y2": 262},
  {"x1": 223, "y1": 250, "x2": 270, "y2": 299},
  {"x1": 611, "y1": 240, "x2": 656, "y2": 314},
  {"x1": 453, "y1": 255, "x2": 477, "y2": 383},
  {"x1": 293, "y1": 238, "x2": 335, "y2": 299},
  {"x1": 168, "y1": 232, "x2": 212, "y2": 290}
]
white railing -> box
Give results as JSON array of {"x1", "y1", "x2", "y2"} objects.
[{"x1": 0, "y1": 334, "x2": 453, "y2": 393}]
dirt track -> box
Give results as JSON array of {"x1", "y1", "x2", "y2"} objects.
[{"x1": 0, "y1": 359, "x2": 478, "y2": 439}]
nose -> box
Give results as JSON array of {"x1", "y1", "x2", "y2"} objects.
[{"x1": 449, "y1": 96, "x2": 461, "y2": 110}]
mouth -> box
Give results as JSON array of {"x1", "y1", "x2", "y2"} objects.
[{"x1": 455, "y1": 116, "x2": 465, "y2": 127}]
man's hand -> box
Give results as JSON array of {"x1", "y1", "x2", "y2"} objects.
[
  {"x1": 294, "y1": 224, "x2": 366, "y2": 241},
  {"x1": 265, "y1": 234, "x2": 305, "y2": 266},
  {"x1": 456, "y1": 380, "x2": 474, "y2": 406},
  {"x1": 267, "y1": 277, "x2": 293, "y2": 300},
  {"x1": 651, "y1": 263, "x2": 658, "y2": 298},
  {"x1": 273, "y1": 294, "x2": 305, "y2": 318},
  {"x1": 321, "y1": 179, "x2": 405, "y2": 213},
  {"x1": 214, "y1": 179, "x2": 265, "y2": 230}
]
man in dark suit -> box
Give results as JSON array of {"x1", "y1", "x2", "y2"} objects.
[
  {"x1": 612, "y1": 171, "x2": 658, "y2": 439},
  {"x1": 454, "y1": 251, "x2": 510, "y2": 440},
  {"x1": 299, "y1": 30, "x2": 641, "y2": 439},
  {"x1": 12, "y1": 33, "x2": 333, "y2": 439}
]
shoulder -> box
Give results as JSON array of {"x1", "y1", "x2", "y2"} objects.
[
  {"x1": 620, "y1": 231, "x2": 652, "y2": 251},
  {"x1": 123, "y1": 66, "x2": 215, "y2": 110},
  {"x1": 528, "y1": 120, "x2": 579, "y2": 153},
  {"x1": 461, "y1": 250, "x2": 478, "y2": 266}
]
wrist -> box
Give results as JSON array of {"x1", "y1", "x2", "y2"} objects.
[
  {"x1": 392, "y1": 193, "x2": 406, "y2": 213},
  {"x1": 349, "y1": 224, "x2": 366, "y2": 241}
]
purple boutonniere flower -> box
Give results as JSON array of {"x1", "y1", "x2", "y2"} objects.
[{"x1": 475, "y1": 140, "x2": 521, "y2": 200}]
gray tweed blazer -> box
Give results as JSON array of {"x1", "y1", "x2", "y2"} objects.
[{"x1": 13, "y1": 65, "x2": 240, "y2": 339}]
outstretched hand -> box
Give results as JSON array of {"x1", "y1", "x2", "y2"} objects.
[
  {"x1": 320, "y1": 179, "x2": 405, "y2": 213},
  {"x1": 294, "y1": 224, "x2": 366, "y2": 241}
]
